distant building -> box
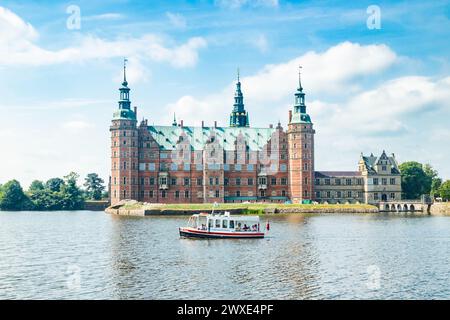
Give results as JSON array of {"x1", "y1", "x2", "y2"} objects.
[
  {"x1": 314, "y1": 151, "x2": 402, "y2": 205},
  {"x1": 109, "y1": 61, "x2": 400, "y2": 205}
]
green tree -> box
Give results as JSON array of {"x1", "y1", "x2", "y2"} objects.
[
  {"x1": 30, "y1": 189, "x2": 64, "y2": 210},
  {"x1": 83, "y1": 173, "x2": 105, "y2": 200},
  {"x1": 399, "y1": 161, "x2": 431, "y2": 199},
  {"x1": 28, "y1": 180, "x2": 45, "y2": 194},
  {"x1": 45, "y1": 178, "x2": 65, "y2": 192},
  {"x1": 423, "y1": 164, "x2": 442, "y2": 198},
  {"x1": 0, "y1": 180, "x2": 34, "y2": 211},
  {"x1": 60, "y1": 172, "x2": 85, "y2": 210},
  {"x1": 440, "y1": 180, "x2": 450, "y2": 201}
]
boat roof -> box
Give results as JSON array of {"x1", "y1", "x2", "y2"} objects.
[{"x1": 193, "y1": 213, "x2": 260, "y2": 221}]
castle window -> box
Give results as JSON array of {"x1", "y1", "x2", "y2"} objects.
[
  {"x1": 304, "y1": 177, "x2": 308, "y2": 185},
  {"x1": 161, "y1": 190, "x2": 167, "y2": 198},
  {"x1": 390, "y1": 178, "x2": 396, "y2": 185},
  {"x1": 150, "y1": 177, "x2": 155, "y2": 185},
  {"x1": 209, "y1": 177, "x2": 214, "y2": 185},
  {"x1": 235, "y1": 164, "x2": 242, "y2": 171},
  {"x1": 175, "y1": 191, "x2": 180, "y2": 198},
  {"x1": 382, "y1": 178, "x2": 387, "y2": 185},
  {"x1": 149, "y1": 163, "x2": 155, "y2": 171},
  {"x1": 184, "y1": 164, "x2": 190, "y2": 171},
  {"x1": 113, "y1": 190, "x2": 117, "y2": 198},
  {"x1": 326, "y1": 191, "x2": 331, "y2": 198},
  {"x1": 123, "y1": 131, "x2": 126, "y2": 137},
  {"x1": 357, "y1": 178, "x2": 363, "y2": 185},
  {"x1": 140, "y1": 190, "x2": 144, "y2": 198},
  {"x1": 171, "y1": 163, "x2": 178, "y2": 171},
  {"x1": 223, "y1": 164, "x2": 230, "y2": 171},
  {"x1": 123, "y1": 190, "x2": 126, "y2": 198},
  {"x1": 123, "y1": 140, "x2": 127, "y2": 145},
  {"x1": 196, "y1": 164, "x2": 203, "y2": 171},
  {"x1": 215, "y1": 190, "x2": 220, "y2": 198},
  {"x1": 347, "y1": 191, "x2": 352, "y2": 198},
  {"x1": 373, "y1": 178, "x2": 379, "y2": 185},
  {"x1": 184, "y1": 190, "x2": 190, "y2": 198},
  {"x1": 247, "y1": 164, "x2": 254, "y2": 171},
  {"x1": 123, "y1": 162, "x2": 127, "y2": 170},
  {"x1": 236, "y1": 178, "x2": 241, "y2": 186},
  {"x1": 197, "y1": 178, "x2": 203, "y2": 186},
  {"x1": 335, "y1": 179, "x2": 341, "y2": 185},
  {"x1": 259, "y1": 190, "x2": 265, "y2": 197},
  {"x1": 123, "y1": 177, "x2": 127, "y2": 185},
  {"x1": 304, "y1": 163, "x2": 308, "y2": 171},
  {"x1": 304, "y1": 190, "x2": 308, "y2": 197},
  {"x1": 315, "y1": 178, "x2": 320, "y2": 185},
  {"x1": 337, "y1": 191, "x2": 341, "y2": 198},
  {"x1": 280, "y1": 164, "x2": 287, "y2": 172},
  {"x1": 248, "y1": 178, "x2": 253, "y2": 185},
  {"x1": 171, "y1": 178, "x2": 177, "y2": 185},
  {"x1": 390, "y1": 193, "x2": 395, "y2": 199},
  {"x1": 325, "y1": 179, "x2": 330, "y2": 185},
  {"x1": 316, "y1": 191, "x2": 321, "y2": 198},
  {"x1": 140, "y1": 178, "x2": 144, "y2": 185},
  {"x1": 224, "y1": 178, "x2": 229, "y2": 186},
  {"x1": 271, "y1": 178, "x2": 276, "y2": 185},
  {"x1": 304, "y1": 144, "x2": 307, "y2": 149},
  {"x1": 382, "y1": 165, "x2": 387, "y2": 171},
  {"x1": 215, "y1": 177, "x2": 219, "y2": 185},
  {"x1": 374, "y1": 193, "x2": 379, "y2": 200},
  {"x1": 184, "y1": 178, "x2": 190, "y2": 186},
  {"x1": 281, "y1": 178, "x2": 287, "y2": 185},
  {"x1": 346, "y1": 179, "x2": 352, "y2": 185},
  {"x1": 281, "y1": 190, "x2": 286, "y2": 197}
]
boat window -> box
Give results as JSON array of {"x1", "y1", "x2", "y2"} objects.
[
  {"x1": 229, "y1": 220, "x2": 235, "y2": 229},
  {"x1": 215, "y1": 219, "x2": 221, "y2": 228},
  {"x1": 236, "y1": 222, "x2": 242, "y2": 231},
  {"x1": 208, "y1": 219, "x2": 213, "y2": 228},
  {"x1": 222, "y1": 220, "x2": 228, "y2": 228}
]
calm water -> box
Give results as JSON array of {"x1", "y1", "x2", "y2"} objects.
[{"x1": 0, "y1": 211, "x2": 449, "y2": 299}]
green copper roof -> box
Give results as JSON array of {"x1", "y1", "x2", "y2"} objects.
[
  {"x1": 290, "y1": 112, "x2": 312, "y2": 124},
  {"x1": 148, "y1": 125, "x2": 277, "y2": 151},
  {"x1": 113, "y1": 108, "x2": 136, "y2": 120}
]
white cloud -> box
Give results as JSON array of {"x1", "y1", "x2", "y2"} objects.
[
  {"x1": 166, "y1": 12, "x2": 187, "y2": 29},
  {"x1": 165, "y1": 41, "x2": 398, "y2": 126},
  {"x1": 0, "y1": 6, "x2": 207, "y2": 68},
  {"x1": 84, "y1": 13, "x2": 124, "y2": 21},
  {"x1": 62, "y1": 120, "x2": 94, "y2": 131}
]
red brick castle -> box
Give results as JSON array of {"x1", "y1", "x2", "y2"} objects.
[{"x1": 110, "y1": 62, "x2": 315, "y2": 205}]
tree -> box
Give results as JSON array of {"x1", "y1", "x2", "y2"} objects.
[
  {"x1": 28, "y1": 180, "x2": 45, "y2": 194},
  {"x1": 45, "y1": 178, "x2": 65, "y2": 192},
  {"x1": 440, "y1": 180, "x2": 450, "y2": 201},
  {"x1": 0, "y1": 180, "x2": 34, "y2": 211},
  {"x1": 423, "y1": 164, "x2": 442, "y2": 198},
  {"x1": 399, "y1": 161, "x2": 431, "y2": 199},
  {"x1": 60, "y1": 172, "x2": 84, "y2": 210},
  {"x1": 83, "y1": 173, "x2": 105, "y2": 200},
  {"x1": 30, "y1": 189, "x2": 64, "y2": 210}
]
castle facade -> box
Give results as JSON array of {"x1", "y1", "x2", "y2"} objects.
[{"x1": 110, "y1": 63, "x2": 401, "y2": 205}]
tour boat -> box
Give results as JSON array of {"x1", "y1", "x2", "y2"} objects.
[{"x1": 179, "y1": 212, "x2": 265, "y2": 239}]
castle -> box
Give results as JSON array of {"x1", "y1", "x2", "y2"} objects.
[{"x1": 110, "y1": 62, "x2": 401, "y2": 205}]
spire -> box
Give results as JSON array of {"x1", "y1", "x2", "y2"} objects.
[
  {"x1": 298, "y1": 65, "x2": 303, "y2": 92},
  {"x1": 289, "y1": 66, "x2": 311, "y2": 124},
  {"x1": 172, "y1": 113, "x2": 177, "y2": 126},
  {"x1": 229, "y1": 68, "x2": 249, "y2": 127},
  {"x1": 122, "y1": 58, "x2": 128, "y2": 86}
]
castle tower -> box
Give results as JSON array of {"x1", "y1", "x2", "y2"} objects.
[
  {"x1": 229, "y1": 69, "x2": 250, "y2": 127},
  {"x1": 110, "y1": 59, "x2": 139, "y2": 205},
  {"x1": 287, "y1": 67, "x2": 315, "y2": 203}
]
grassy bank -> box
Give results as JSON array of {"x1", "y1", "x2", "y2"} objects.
[{"x1": 114, "y1": 202, "x2": 378, "y2": 215}]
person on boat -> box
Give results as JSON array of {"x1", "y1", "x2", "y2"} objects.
[{"x1": 236, "y1": 223, "x2": 242, "y2": 231}]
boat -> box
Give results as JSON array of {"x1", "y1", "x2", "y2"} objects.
[{"x1": 179, "y1": 212, "x2": 265, "y2": 239}]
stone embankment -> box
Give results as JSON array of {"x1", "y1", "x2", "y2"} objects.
[{"x1": 430, "y1": 203, "x2": 450, "y2": 216}]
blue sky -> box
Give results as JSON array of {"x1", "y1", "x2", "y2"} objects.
[{"x1": 0, "y1": 0, "x2": 449, "y2": 187}]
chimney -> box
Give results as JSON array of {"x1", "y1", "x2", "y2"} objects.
[
  {"x1": 288, "y1": 110, "x2": 292, "y2": 122},
  {"x1": 201, "y1": 121, "x2": 204, "y2": 128},
  {"x1": 214, "y1": 121, "x2": 217, "y2": 128},
  {"x1": 134, "y1": 106, "x2": 137, "y2": 118},
  {"x1": 269, "y1": 124, "x2": 273, "y2": 129},
  {"x1": 180, "y1": 120, "x2": 184, "y2": 127}
]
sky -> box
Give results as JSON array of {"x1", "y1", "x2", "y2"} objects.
[{"x1": 0, "y1": 0, "x2": 449, "y2": 188}]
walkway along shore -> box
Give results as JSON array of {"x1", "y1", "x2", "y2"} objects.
[{"x1": 105, "y1": 200, "x2": 450, "y2": 216}]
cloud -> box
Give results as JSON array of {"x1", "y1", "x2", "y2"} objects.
[
  {"x1": 166, "y1": 12, "x2": 187, "y2": 29},
  {"x1": 0, "y1": 6, "x2": 207, "y2": 68},
  {"x1": 215, "y1": 0, "x2": 279, "y2": 9},
  {"x1": 165, "y1": 41, "x2": 398, "y2": 126},
  {"x1": 62, "y1": 120, "x2": 94, "y2": 131},
  {"x1": 84, "y1": 13, "x2": 124, "y2": 21}
]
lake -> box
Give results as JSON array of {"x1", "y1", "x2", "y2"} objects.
[{"x1": 0, "y1": 211, "x2": 449, "y2": 299}]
